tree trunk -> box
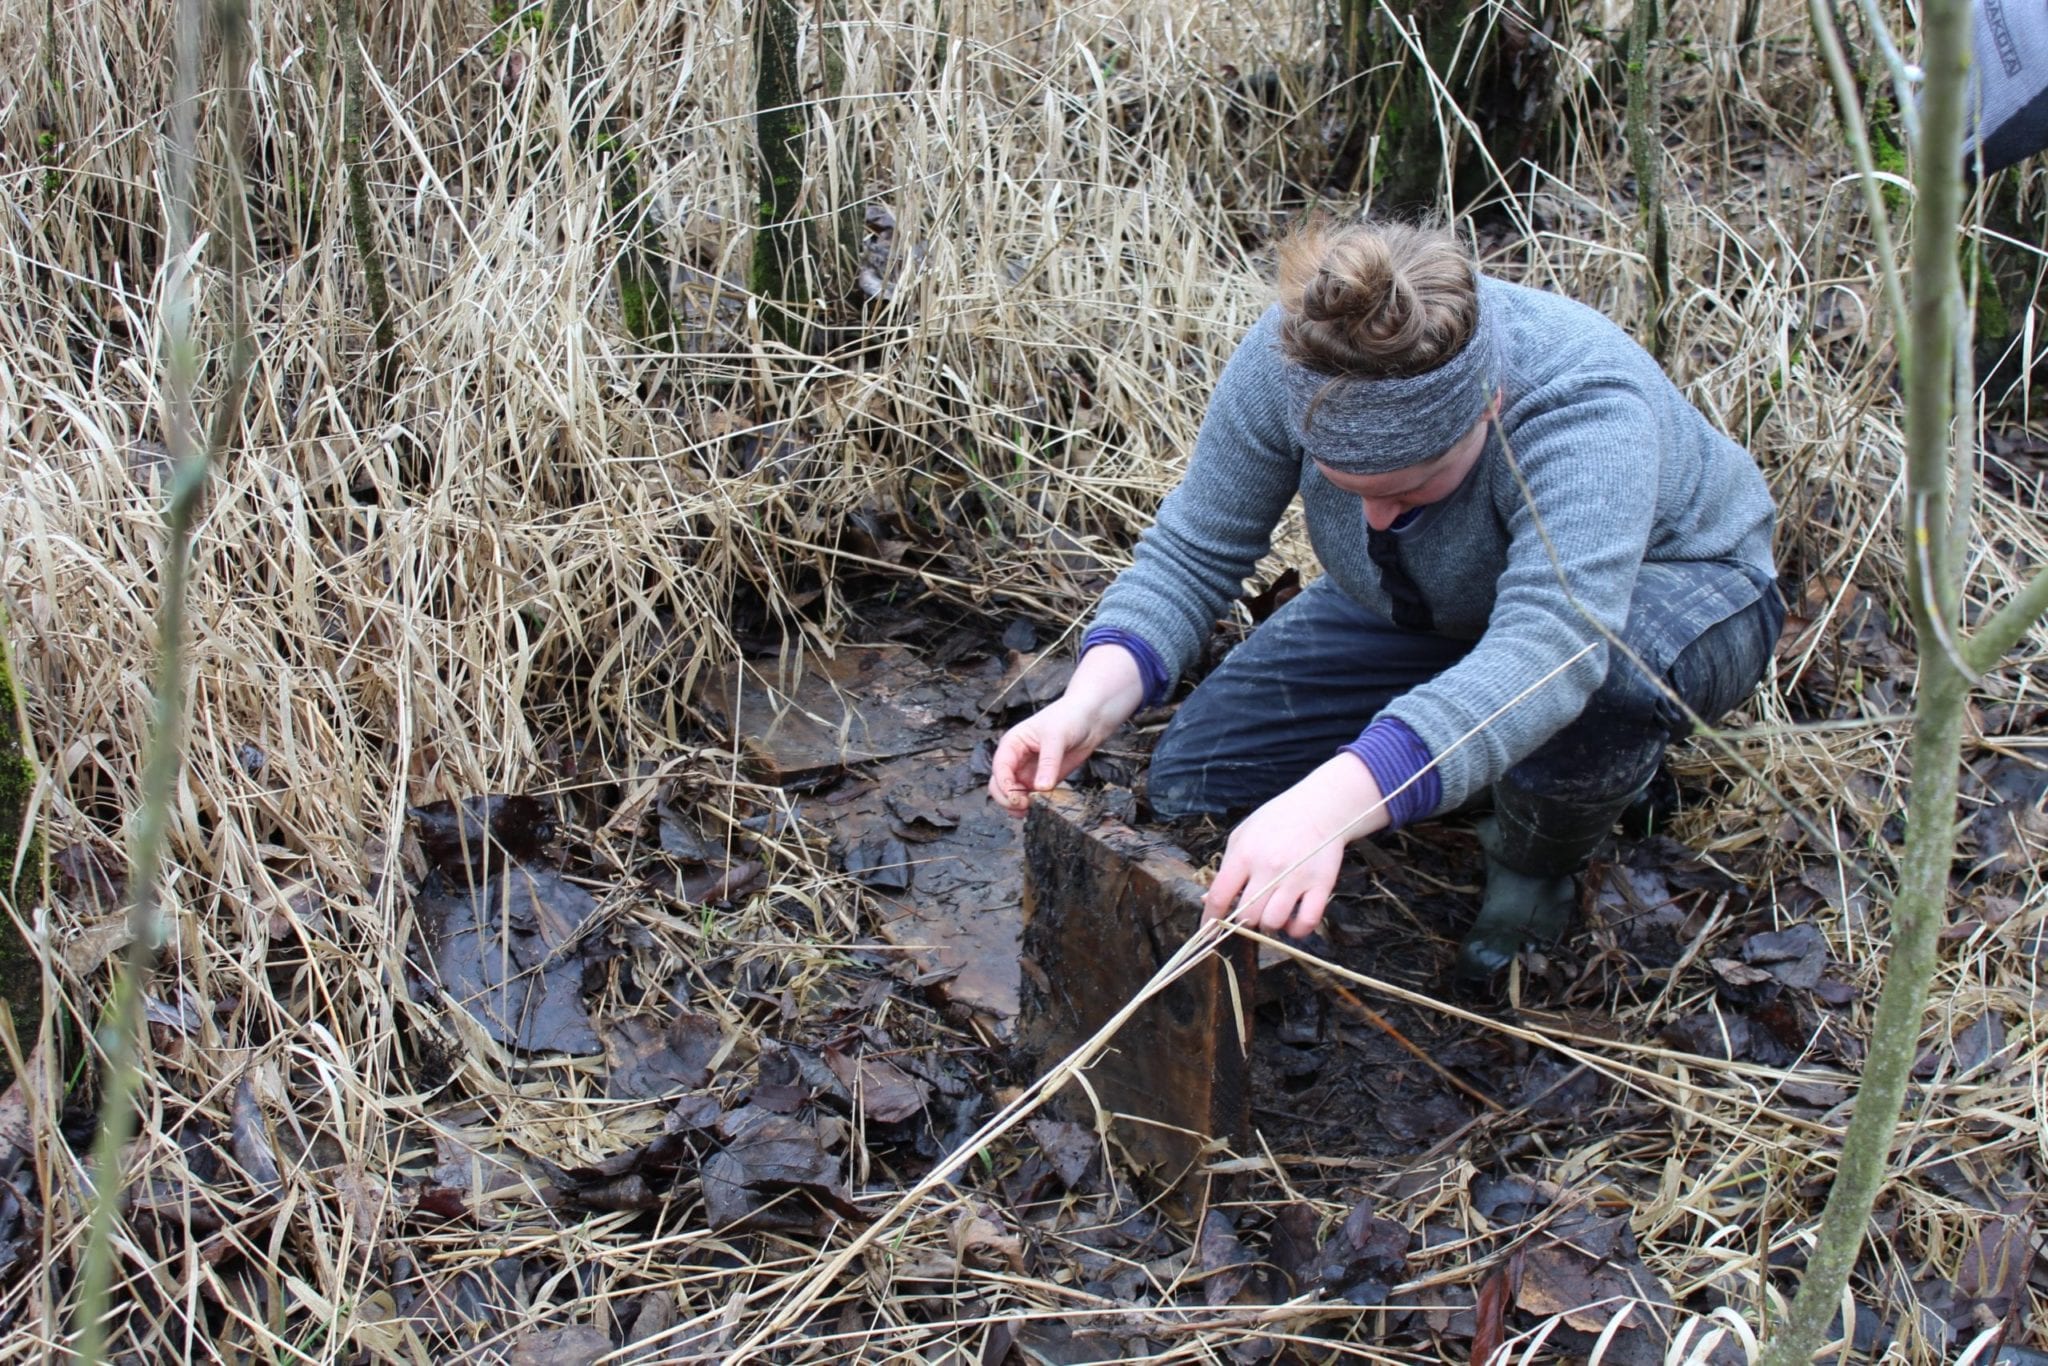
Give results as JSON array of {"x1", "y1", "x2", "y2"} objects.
[
  {"x1": 820, "y1": 0, "x2": 865, "y2": 308},
  {"x1": 37, "y1": 0, "x2": 63, "y2": 203},
  {"x1": 752, "y1": 0, "x2": 812, "y2": 350},
  {"x1": 1757, "y1": 0, "x2": 2048, "y2": 1357},
  {"x1": 1625, "y1": 0, "x2": 1670, "y2": 357},
  {"x1": 336, "y1": 0, "x2": 396, "y2": 397},
  {"x1": 609, "y1": 153, "x2": 674, "y2": 344},
  {"x1": 1385, "y1": 0, "x2": 1473, "y2": 211},
  {"x1": 552, "y1": 0, "x2": 676, "y2": 345},
  {"x1": 0, "y1": 623, "x2": 39, "y2": 1086},
  {"x1": 1973, "y1": 179, "x2": 2048, "y2": 418},
  {"x1": 1331, "y1": 0, "x2": 1569, "y2": 212}
]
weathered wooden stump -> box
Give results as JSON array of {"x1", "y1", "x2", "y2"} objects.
[{"x1": 1018, "y1": 789, "x2": 1257, "y2": 1183}]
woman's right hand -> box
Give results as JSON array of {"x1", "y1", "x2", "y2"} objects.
[{"x1": 987, "y1": 644, "x2": 1148, "y2": 816}]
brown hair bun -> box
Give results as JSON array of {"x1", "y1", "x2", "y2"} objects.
[{"x1": 1276, "y1": 218, "x2": 1478, "y2": 378}]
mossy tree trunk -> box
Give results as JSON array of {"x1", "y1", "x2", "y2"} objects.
[
  {"x1": 1625, "y1": 0, "x2": 1670, "y2": 358},
  {"x1": 1330, "y1": 0, "x2": 1569, "y2": 212},
  {"x1": 820, "y1": 0, "x2": 866, "y2": 305},
  {"x1": 552, "y1": 0, "x2": 676, "y2": 345},
  {"x1": 0, "y1": 621, "x2": 40, "y2": 1086},
  {"x1": 1972, "y1": 177, "x2": 2047, "y2": 416},
  {"x1": 1385, "y1": 0, "x2": 1473, "y2": 211},
  {"x1": 335, "y1": 0, "x2": 397, "y2": 399},
  {"x1": 752, "y1": 0, "x2": 812, "y2": 350},
  {"x1": 607, "y1": 148, "x2": 674, "y2": 344},
  {"x1": 37, "y1": 0, "x2": 64, "y2": 202}
]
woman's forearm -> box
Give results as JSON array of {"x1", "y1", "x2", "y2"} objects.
[{"x1": 1064, "y1": 642, "x2": 1148, "y2": 738}]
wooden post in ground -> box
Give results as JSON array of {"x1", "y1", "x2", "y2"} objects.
[{"x1": 1018, "y1": 790, "x2": 1256, "y2": 1185}]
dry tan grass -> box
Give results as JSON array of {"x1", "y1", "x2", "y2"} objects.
[{"x1": 1, "y1": 0, "x2": 2045, "y2": 1359}]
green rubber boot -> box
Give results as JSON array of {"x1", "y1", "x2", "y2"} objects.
[{"x1": 1455, "y1": 781, "x2": 1644, "y2": 984}]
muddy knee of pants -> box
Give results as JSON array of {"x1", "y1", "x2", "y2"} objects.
[
  {"x1": 1143, "y1": 700, "x2": 1342, "y2": 820},
  {"x1": 1143, "y1": 768, "x2": 1210, "y2": 820},
  {"x1": 1503, "y1": 656, "x2": 1676, "y2": 807},
  {"x1": 1505, "y1": 580, "x2": 1780, "y2": 807},
  {"x1": 1144, "y1": 720, "x2": 1254, "y2": 819}
]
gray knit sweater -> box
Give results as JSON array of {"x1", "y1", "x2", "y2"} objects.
[{"x1": 1090, "y1": 276, "x2": 1778, "y2": 813}]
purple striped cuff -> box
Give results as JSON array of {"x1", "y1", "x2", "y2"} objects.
[
  {"x1": 1080, "y1": 627, "x2": 1171, "y2": 708},
  {"x1": 1341, "y1": 716, "x2": 1440, "y2": 830}
]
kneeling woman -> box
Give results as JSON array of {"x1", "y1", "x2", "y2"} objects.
[{"x1": 988, "y1": 219, "x2": 1783, "y2": 979}]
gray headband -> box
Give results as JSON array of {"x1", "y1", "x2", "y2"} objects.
[{"x1": 1277, "y1": 309, "x2": 1499, "y2": 474}]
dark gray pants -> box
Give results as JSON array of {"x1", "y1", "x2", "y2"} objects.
[{"x1": 1147, "y1": 563, "x2": 1784, "y2": 820}]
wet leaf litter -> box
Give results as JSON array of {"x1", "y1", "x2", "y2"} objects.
[{"x1": 283, "y1": 598, "x2": 2042, "y2": 1361}]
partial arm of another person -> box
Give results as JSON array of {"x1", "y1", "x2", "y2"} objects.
[{"x1": 1964, "y1": 0, "x2": 2048, "y2": 175}]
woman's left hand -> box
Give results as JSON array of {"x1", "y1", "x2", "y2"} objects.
[{"x1": 1202, "y1": 755, "x2": 1390, "y2": 939}]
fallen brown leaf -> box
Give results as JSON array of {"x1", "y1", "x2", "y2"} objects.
[
  {"x1": 507, "y1": 1325, "x2": 611, "y2": 1366},
  {"x1": 823, "y1": 1045, "x2": 931, "y2": 1123},
  {"x1": 230, "y1": 1077, "x2": 282, "y2": 1196},
  {"x1": 1516, "y1": 1230, "x2": 1677, "y2": 1364},
  {"x1": 1313, "y1": 1198, "x2": 1409, "y2": 1303},
  {"x1": 1957, "y1": 1199, "x2": 2032, "y2": 1318},
  {"x1": 605, "y1": 1012, "x2": 726, "y2": 1100},
  {"x1": 1198, "y1": 1209, "x2": 1254, "y2": 1306},
  {"x1": 1024, "y1": 1117, "x2": 1098, "y2": 1189},
  {"x1": 0, "y1": 1064, "x2": 37, "y2": 1157},
  {"x1": 954, "y1": 1204, "x2": 1027, "y2": 1274},
  {"x1": 1472, "y1": 1249, "x2": 1523, "y2": 1366}
]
